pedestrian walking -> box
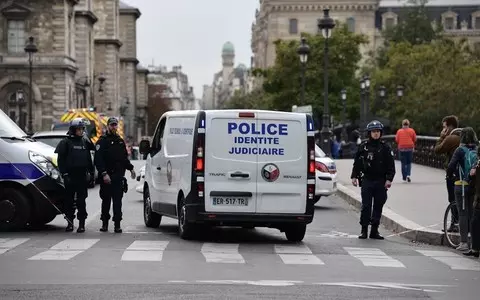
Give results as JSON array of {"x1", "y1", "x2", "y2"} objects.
[
  {"x1": 395, "y1": 119, "x2": 416, "y2": 182},
  {"x1": 464, "y1": 148, "x2": 480, "y2": 258},
  {"x1": 55, "y1": 118, "x2": 95, "y2": 233},
  {"x1": 447, "y1": 127, "x2": 478, "y2": 251},
  {"x1": 434, "y1": 115, "x2": 461, "y2": 232},
  {"x1": 95, "y1": 117, "x2": 136, "y2": 233},
  {"x1": 350, "y1": 120, "x2": 396, "y2": 240}
]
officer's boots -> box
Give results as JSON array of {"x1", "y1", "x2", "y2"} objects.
[
  {"x1": 77, "y1": 220, "x2": 85, "y2": 233},
  {"x1": 369, "y1": 225, "x2": 384, "y2": 240},
  {"x1": 114, "y1": 221, "x2": 122, "y2": 233},
  {"x1": 100, "y1": 220, "x2": 108, "y2": 232},
  {"x1": 358, "y1": 226, "x2": 368, "y2": 239},
  {"x1": 65, "y1": 218, "x2": 74, "y2": 232}
]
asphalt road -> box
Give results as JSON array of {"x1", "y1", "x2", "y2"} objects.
[{"x1": 0, "y1": 161, "x2": 479, "y2": 299}]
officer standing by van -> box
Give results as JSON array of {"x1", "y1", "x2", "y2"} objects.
[
  {"x1": 55, "y1": 118, "x2": 95, "y2": 233},
  {"x1": 350, "y1": 120, "x2": 396, "y2": 240},
  {"x1": 94, "y1": 117, "x2": 135, "y2": 233}
]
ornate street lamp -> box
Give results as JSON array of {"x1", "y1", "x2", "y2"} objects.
[
  {"x1": 378, "y1": 85, "x2": 387, "y2": 99},
  {"x1": 24, "y1": 36, "x2": 38, "y2": 135},
  {"x1": 317, "y1": 8, "x2": 335, "y2": 156},
  {"x1": 297, "y1": 37, "x2": 310, "y2": 106},
  {"x1": 397, "y1": 85, "x2": 404, "y2": 98},
  {"x1": 340, "y1": 88, "x2": 348, "y2": 142}
]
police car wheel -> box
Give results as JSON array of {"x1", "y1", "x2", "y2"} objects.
[
  {"x1": 178, "y1": 195, "x2": 194, "y2": 240},
  {"x1": 143, "y1": 187, "x2": 161, "y2": 228},
  {"x1": 0, "y1": 188, "x2": 31, "y2": 231},
  {"x1": 285, "y1": 224, "x2": 307, "y2": 242}
]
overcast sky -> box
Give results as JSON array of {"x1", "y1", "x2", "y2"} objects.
[{"x1": 123, "y1": 0, "x2": 259, "y2": 99}]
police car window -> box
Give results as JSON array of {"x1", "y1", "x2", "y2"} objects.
[
  {"x1": 0, "y1": 108, "x2": 26, "y2": 138},
  {"x1": 315, "y1": 145, "x2": 326, "y2": 158}
]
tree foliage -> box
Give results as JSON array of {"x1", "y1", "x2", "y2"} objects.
[{"x1": 225, "y1": 22, "x2": 369, "y2": 125}]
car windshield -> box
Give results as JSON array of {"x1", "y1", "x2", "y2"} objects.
[
  {"x1": 0, "y1": 109, "x2": 27, "y2": 138},
  {"x1": 315, "y1": 145, "x2": 326, "y2": 158},
  {"x1": 34, "y1": 136, "x2": 65, "y2": 148}
]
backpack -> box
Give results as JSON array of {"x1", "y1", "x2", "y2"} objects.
[{"x1": 459, "y1": 146, "x2": 477, "y2": 182}]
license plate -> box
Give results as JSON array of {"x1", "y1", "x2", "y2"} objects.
[{"x1": 212, "y1": 197, "x2": 249, "y2": 206}]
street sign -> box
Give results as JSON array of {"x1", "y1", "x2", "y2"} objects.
[{"x1": 292, "y1": 105, "x2": 312, "y2": 114}]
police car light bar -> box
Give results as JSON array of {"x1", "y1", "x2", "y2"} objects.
[{"x1": 238, "y1": 112, "x2": 255, "y2": 118}]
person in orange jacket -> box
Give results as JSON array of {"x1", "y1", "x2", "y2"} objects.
[{"x1": 395, "y1": 119, "x2": 417, "y2": 182}]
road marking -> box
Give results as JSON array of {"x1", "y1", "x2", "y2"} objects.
[
  {"x1": 314, "y1": 282, "x2": 451, "y2": 293},
  {"x1": 28, "y1": 239, "x2": 99, "y2": 261},
  {"x1": 0, "y1": 238, "x2": 30, "y2": 255},
  {"x1": 344, "y1": 247, "x2": 406, "y2": 268},
  {"x1": 417, "y1": 250, "x2": 480, "y2": 271},
  {"x1": 196, "y1": 280, "x2": 303, "y2": 286},
  {"x1": 201, "y1": 243, "x2": 245, "y2": 263},
  {"x1": 274, "y1": 244, "x2": 324, "y2": 265},
  {"x1": 121, "y1": 240, "x2": 169, "y2": 261}
]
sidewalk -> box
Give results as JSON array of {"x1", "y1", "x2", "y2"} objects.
[{"x1": 334, "y1": 159, "x2": 447, "y2": 245}]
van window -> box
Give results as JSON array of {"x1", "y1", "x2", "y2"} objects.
[
  {"x1": 164, "y1": 116, "x2": 195, "y2": 155},
  {"x1": 0, "y1": 108, "x2": 26, "y2": 138},
  {"x1": 151, "y1": 117, "x2": 167, "y2": 154}
]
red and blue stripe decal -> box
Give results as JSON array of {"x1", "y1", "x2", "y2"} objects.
[{"x1": 0, "y1": 163, "x2": 44, "y2": 180}]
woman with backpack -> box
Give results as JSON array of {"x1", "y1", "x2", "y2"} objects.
[
  {"x1": 447, "y1": 127, "x2": 478, "y2": 252},
  {"x1": 464, "y1": 149, "x2": 480, "y2": 258}
]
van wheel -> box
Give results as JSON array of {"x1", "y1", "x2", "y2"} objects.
[
  {"x1": 0, "y1": 188, "x2": 31, "y2": 231},
  {"x1": 143, "y1": 187, "x2": 161, "y2": 228},
  {"x1": 178, "y1": 195, "x2": 194, "y2": 240},
  {"x1": 30, "y1": 208, "x2": 58, "y2": 227},
  {"x1": 285, "y1": 224, "x2": 307, "y2": 242}
]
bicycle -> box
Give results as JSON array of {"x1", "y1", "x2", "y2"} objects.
[{"x1": 443, "y1": 202, "x2": 460, "y2": 248}]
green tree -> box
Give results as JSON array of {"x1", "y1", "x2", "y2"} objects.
[
  {"x1": 224, "y1": 88, "x2": 272, "y2": 110},
  {"x1": 257, "y1": 22, "x2": 368, "y2": 124},
  {"x1": 371, "y1": 39, "x2": 480, "y2": 135}
]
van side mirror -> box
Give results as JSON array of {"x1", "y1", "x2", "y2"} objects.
[{"x1": 139, "y1": 140, "x2": 150, "y2": 154}]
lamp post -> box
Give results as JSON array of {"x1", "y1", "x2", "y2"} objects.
[
  {"x1": 363, "y1": 75, "x2": 370, "y2": 122},
  {"x1": 24, "y1": 36, "x2": 37, "y2": 135},
  {"x1": 340, "y1": 88, "x2": 348, "y2": 142},
  {"x1": 396, "y1": 85, "x2": 404, "y2": 98},
  {"x1": 297, "y1": 37, "x2": 310, "y2": 106},
  {"x1": 318, "y1": 8, "x2": 335, "y2": 156},
  {"x1": 360, "y1": 78, "x2": 366, "y2": 135}
]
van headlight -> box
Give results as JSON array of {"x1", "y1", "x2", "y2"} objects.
[{"x1": 28, "y1": 151, "x2": 62, "y2": 182}]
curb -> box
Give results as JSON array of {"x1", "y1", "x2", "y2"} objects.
[{"x1": 336, "y1": 183, "x2": 445, "y2": 246}]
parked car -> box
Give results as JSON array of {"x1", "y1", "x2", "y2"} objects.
[
  {"x1": 32, "y1": 131, "x2": 98, "y2": 188},
  {"x1": 314, "y1": 145, "x2": 338, "y2": 203},
  {"x1": 136, "y1": 165, "x2": 145, "y2": 194}
]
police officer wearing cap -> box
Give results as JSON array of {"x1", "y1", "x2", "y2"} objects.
[
  {"x1": 350, "y1": 120, "x2": 396, "y2": 240},
  {"x1": 94, "y1": 117, "x2": 136, "y2": 233},
  {"x1": 55, "y1": 118, "x2": 95, "y2": 233}
]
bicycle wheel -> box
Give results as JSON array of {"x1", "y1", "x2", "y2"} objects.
[{"x1": 443, "y1": 202, "x2": 460, "y2": 248}]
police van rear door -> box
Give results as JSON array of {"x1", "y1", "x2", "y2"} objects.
[
  {"x1": 255, "y1": 111, "x2": 307, "y2": 214},
  {"x1": 204, "y1": 111, "x2": 258, "y2": 213}
]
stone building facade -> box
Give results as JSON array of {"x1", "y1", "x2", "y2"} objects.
[
  {"x1": 0, "y1": 0, "x2": 148, "y2": 140},
  {"x1": 251, "y1": 0, "x2": 480, "y2": 70}
]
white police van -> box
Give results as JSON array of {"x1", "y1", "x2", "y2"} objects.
[
  {"x1": 0, "y1": 109, "x2": 65, "y2": 231},
  {"x1": 139, "y1": 109, "x2": 316, "y2": 241}
]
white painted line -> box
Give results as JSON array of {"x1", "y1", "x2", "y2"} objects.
[
  {"x1": 28, "y1": 239, "x2": 99, "y2": 261},
  {"x1": 0, "y1": 238, "x2": 29, "y2": 255},
  {"x1": 126, "y1": 240, "x2": 169, "y2": 251},
  {"x1": 344, "y1": 247, "x2": 406, "y2": 268},
  {"x1": 278, "y1": 254, "x2": 325, "y2": 265},
  {"x1": 121, "y1": 240, "x2": 169, "y2": 262},
  {"x1": 201, "y1": 243, "x2": 245, "y2": 264},
  {"x1": 417, "y1": 250, "x2": 480, "y2": 271},
  {"x1": 274, "y1": 244, "x2": 312, "y2": 254}
]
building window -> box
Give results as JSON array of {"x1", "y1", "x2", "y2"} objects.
[
  {"x1": 289, "y1": 18, "x2": 298, "y2": 34},
  {"x1": 444, "y1": 17, "x2": 454, "y2": 30},
  {"x1": 475, "y1": 17, "x2": 480, "y2": 29},
  {"x1": 7, "y1": 20, "x2": 26, "y2": 53},
  {"x1": 385, "y1": 18, "x2": 395, "y2": 29},
  {"x1": 347, "y1": 17, "x2": 355, "y2": 32}
]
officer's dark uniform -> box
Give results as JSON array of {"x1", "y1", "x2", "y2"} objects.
[
  {"x1": 55, "y1": 118, "x2": 95, "y2": 233},
  {"x1": 350, "y1": 120, "x2": 396, "y2": 239},
  {"x1": 95, "y1": 117, "x2": 134, "y2": 233}
]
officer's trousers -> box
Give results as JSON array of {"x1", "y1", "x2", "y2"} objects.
[
  {"x1": 64, "y1": 172, "x2": 88, "y2": 221},
  {"x1": 360, "y1": 178, "x2": 387, "y2": 226},
  {"x1": 99, "y1": 176, "x2": 124, "y2": 222}
]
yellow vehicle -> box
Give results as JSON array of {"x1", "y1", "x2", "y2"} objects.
[{"x1": 52, "y1": 107, "x2": 125, "y2": 143}]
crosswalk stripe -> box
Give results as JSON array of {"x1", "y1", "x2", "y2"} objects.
[
  {"x1": 201, "y1": 243, "x2": 245, "y2": 263},
  {"x1": 417, "y1": 250, "x2": 480, "y2": 271},
  {"x1": 274, "y1": 244, "x2": 324, "y2": 265},
  {"x1": 344, "y1": 247, "x2": 406, "y2": 268},
  {"x1": 121, "y1": 240, "x2": 169, "y2": 261},
  {"x1": 0, "y1": 238, "x2": 30, "y2": 255},
  {"x1": 28, "y1": 239, "x2": 100, "y2": 261}
]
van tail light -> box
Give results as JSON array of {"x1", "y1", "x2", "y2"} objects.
[
  {"x1": 307, "y1": 130, "x2": 316, "y2": 202},
  {"x1": 197, "y1": 182, "x2": 204, "y2": 198},
  {"x1": 195, "y1": 136, "x2": 205, "y2": 172}
]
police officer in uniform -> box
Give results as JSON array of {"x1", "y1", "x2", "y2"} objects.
[
  {"x1": 350, "y1": 120, "x2": 396, "y2": 240},
  {"x1": 55, "y1": 118, "x2": 95, "y2": 233},
  {"x1": 95, "y1": 117, "x2": 135, "y2": 233}
]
